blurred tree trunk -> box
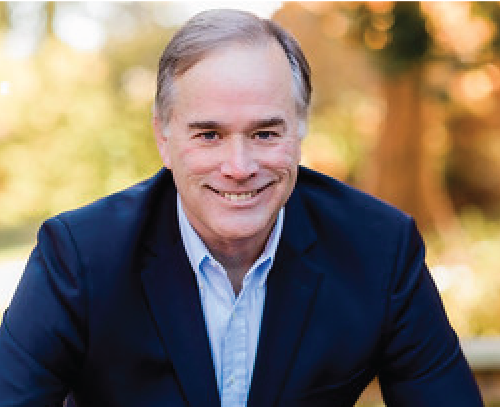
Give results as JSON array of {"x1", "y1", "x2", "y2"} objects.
[
  {"x1": 364, "y1": 66, "x2": 456, "y2": 231},
  {"x1": 348, "y1": 2, "x2": 458, "y2": 232},
  {"x1": 45, "y1": 1, "x2": 55, "y2": 37},
  {"x1": 0, "y1": 2, "x2": 9, "y2": 29},
  {"x1": 368, "y1": 67, "x2": 429, "y2": 226}
]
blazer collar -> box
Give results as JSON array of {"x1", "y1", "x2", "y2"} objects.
[{"x1": 140, "y1": 171, "x2": 321, "y2": 407}]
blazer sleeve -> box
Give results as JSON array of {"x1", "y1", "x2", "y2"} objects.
[
  {"x1": 0, "y1": 217, "x2": 87, "y2": 406},
  {"x1": 378, "y1": 218, "x2": 484, "y2": 406}
]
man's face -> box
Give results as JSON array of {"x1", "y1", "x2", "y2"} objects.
[{"x1": 156, "y1": 41, "x2": 302, "y2": 249}]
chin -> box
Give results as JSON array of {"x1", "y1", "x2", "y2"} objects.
[
  {"x1": 214, "y1": 221, "x2": 268, "y2": 241},
  {"x1": 216, "y1": 227, "x2": 260, "y2": 241}
]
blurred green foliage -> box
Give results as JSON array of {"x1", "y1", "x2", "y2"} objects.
[
  {"x1": 0, "y1": 6, "x2": 172, "y2": 236},
  {"x1": 425, "y1": 207, "x2": 500, "y2": 336}
]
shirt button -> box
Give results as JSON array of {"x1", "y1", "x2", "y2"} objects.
[{"x1": 229, "y1": 375, "x2": 235, "y2": 385}]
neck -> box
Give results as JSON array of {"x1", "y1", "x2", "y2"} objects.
[
  {"x1": 179, "y1": 197, "x2": 281, "y2": 295},
  {"x1": 208, "y1": 236, "x2": 267, "y2": 296}
]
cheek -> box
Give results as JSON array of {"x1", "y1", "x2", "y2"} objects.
[
  {"x1": 173, "y1": 145, "x2": 219, "y2": 176},
  {"x1": 261, "y1": 140, "x2": 301, "y2": 172}
]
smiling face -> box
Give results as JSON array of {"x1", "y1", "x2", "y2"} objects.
[{"x1": 155, "y1": 40, "x2": 302, "y2": 254}]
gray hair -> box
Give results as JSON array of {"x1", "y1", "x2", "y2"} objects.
[{"x1": 155, "y1": 9, "x2": 311, "y2": 135}]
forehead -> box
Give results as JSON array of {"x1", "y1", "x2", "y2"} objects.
[{"x1": 170, "y1": 41, "x2": 296, "y2": 120}]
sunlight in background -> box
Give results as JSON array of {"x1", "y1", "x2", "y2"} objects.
[
  {"x1": 53, "y1": 3, "x2": 107, "y2": 51},
  {"x1": 422, "y1": 2, "x2": 496, "y2": 62},
  {"x1": 0, "y1": 259, "x2": 26, "y2": 312},
  {"x1": 2, "y1": 2, "x2": 282, "y2": 55},
  {"x1": 153, "y1": 1, "x2": 282, "y2": 27},
  {"x1": 0, "y1": 81, "x2": 10, "y2": 96},
  {"x1": 3, "y1": 2, "x2": 45, "y2": 59}
]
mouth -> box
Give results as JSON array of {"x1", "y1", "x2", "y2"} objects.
[{"x1": 207, "y1": 182, "x2": 274, "y2": 202}]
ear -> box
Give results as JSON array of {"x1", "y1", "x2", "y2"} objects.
[
  {"x1": 297, "y1": 120, "x2": 307, "y2": 139},
  {"x1": 297, "y1": 135, "x2": 302, "y2": 163},
  {"x1": 153, "y1": 113, "x2": 171, "y2": 168}
]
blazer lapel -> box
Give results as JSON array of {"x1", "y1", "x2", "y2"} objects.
[
  {"x1": 139, "y1": 186, "x2": 220, "y2": 407},
  {"x1": 248, "y1": 190, "x2": 323, "y2": 407}
]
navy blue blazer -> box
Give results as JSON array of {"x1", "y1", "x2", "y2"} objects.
[{"x1": 0, "y1": 166, "x2": 483, "y2": 406}]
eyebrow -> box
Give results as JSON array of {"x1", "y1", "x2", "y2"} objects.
[
  {"x1": 187, "y1": 116, "x2": 287, "y2": 132},
  {"x1": 248, "y1": 117, "x2": 287, "y2": 131}
]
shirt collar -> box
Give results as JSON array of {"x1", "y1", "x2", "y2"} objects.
[{"x1": 177, "y1": 193, "x2": 284, "y2": 288}]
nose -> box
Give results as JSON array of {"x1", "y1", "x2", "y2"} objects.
[{"x1": 220, "y1": 136, "x2": 258, "y2": 180}]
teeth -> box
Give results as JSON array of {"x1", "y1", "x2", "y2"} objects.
[{"x1": 221, "y1": 192, "x2": 254, "y2": 201}]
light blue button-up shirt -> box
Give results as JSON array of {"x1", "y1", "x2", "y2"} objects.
[{"x1": 177, "y1": 194, "x2": 284, "y2": 407}]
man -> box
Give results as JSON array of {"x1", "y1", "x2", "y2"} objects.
[{"x1": 0, "y1": 9, "x2": 483, "y2": 407}]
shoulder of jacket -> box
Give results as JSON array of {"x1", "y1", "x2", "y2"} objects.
[
  {"x1": 295, "y1": 166, "x2": 412, "y2": 232},
  {"x1": 42, "y1": 168, "x2": 175, "y2": 249}
]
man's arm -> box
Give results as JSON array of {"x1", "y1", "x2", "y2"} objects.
[
  {"x1": 0, "y1": 217, "x2": 87, "y2": 406},
  {"x1": 379, "y1": 219, "x2": 483, "y2": 406}
]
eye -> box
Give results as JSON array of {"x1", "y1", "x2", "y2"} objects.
[
  {"x1": 198, "y1": 131, "x2": 219, "y2": 140},
  {"x1": 254, "y1": 131, "x2": 278, "y2": 140}
]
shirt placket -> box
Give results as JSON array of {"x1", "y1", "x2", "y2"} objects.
[{"x1": 221, "y1": 292, "x2": 249, "y2": 407}]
